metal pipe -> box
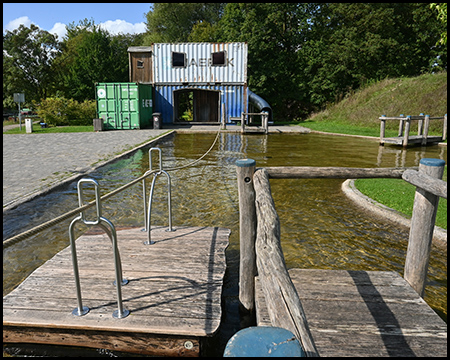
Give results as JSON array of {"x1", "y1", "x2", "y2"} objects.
[
  {"x1": 69, "y1": 178, "x2": 129, "y2": 319},
  {"x1": 69, "y1": 216, "x2": 89, "y2": 317}
]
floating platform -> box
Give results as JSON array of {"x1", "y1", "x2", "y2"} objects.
[
  {"x1": 380, "y1": 135, "x2": 443, "y2": 146},
  {"x1": 255, "y1": 269, "x2": 447, "y2": 357},
  {"x1": 3, "y1": 226, "x2": 230, "y2": 356}
]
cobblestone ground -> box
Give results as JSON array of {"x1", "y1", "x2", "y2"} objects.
[{"x1": 3, "y1": 130, "x2": 169, "y2": 208}]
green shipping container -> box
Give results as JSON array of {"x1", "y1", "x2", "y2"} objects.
[{"x1": 96, "y1": 83, "x2": 153, "y2": 130}]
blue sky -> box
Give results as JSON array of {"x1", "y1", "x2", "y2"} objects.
[{"x1": 3, "y1": 3, "x2": 152, "y2": 39}]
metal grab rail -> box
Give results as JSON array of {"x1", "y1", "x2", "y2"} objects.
[
  {"x1": 69, "y1": 178, "x2": 129, "y2": 319},
  {"x1": 142, "y1": 148, "x2": 173, "y2": 245}
]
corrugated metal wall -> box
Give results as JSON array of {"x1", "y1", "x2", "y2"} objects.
[
  {"x1": 152, "y1": 43, "x2": 247, "y2": 85},
  {"x1": 154, "y1": 85, "x2": 247, "y2": 124}
]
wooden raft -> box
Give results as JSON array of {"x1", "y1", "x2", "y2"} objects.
[
  {"x1": 3, "y1": 226, "x2": 230, "y2": 357},
  {"x1": 255, "y1": 269, "x2": 447, "y2": 357}
]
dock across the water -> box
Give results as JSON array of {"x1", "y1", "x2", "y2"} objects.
[
  {"x1": 3, "y1": 226, "x2": 230, "y2": 356},
  {"x1": 379, "y1": 114, "x2": 447, "y2": 147}
]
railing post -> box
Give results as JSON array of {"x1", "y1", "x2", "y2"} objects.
[
  {"x1": 421, "y1": 115, "x2": 430, "y2": 145},
  {"x1": 442, "y1": 114, "x2": 447, "y2": 141},
  {"x1": 398, "y1": 114, "x2": 405, "y2": 137},
  {"x1": 404, "y1": 158, "x2": 445, "y2": 297},
  {"x1": 403, "y1": 116, "x2": 411, "y2": 147},
  {"x1": 379, "y1": 115, "x2": 386, "y2": 145},
  {"x1": 236, "y1": 159, "x2": 257, "y2": 313}
]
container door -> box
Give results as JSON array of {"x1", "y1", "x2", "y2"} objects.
[
  {"x1": 138, "y1": 84, "x2": 153, "y2": 128},
  {"x1": 97, "y1": 84, "x2": 117, "y2": 130},
  {"x1": 119, "y1": 84, "x2": 141, "y2": 129}
]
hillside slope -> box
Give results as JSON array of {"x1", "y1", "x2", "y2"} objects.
[{"x1": 305, "y1": 72, "x2": 447, "y2": 133}]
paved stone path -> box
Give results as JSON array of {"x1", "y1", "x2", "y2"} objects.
[{"x1": 3, "y1": 130, "x2": 170, "y2": 209}]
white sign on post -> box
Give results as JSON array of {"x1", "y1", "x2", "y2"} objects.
[{"x1": 14, "y1": 93, "x2": 25, "y2": 103}]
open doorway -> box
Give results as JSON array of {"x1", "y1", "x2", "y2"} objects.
[{"x1": 174, "y1": 89, "x2": 220, "y2": 123}]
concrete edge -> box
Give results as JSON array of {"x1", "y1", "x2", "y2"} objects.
[
  {"x1": 2, "y1": 130, "x2": 176, "y2": 214},
  {"x1": 342, "y1": 179, "x2": 447, "y2": 250}
]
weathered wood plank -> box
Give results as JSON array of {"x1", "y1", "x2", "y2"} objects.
[
  {"x1": 3, "y1": 226, "x2": 230, "y2": 356},
  {"x1": 402, "y1": 169, "x2": 447, "y2": 199},
  {"x1": 265, "y1": 166, "x2": 408, "y2": 179},
  {"x1": 256, "y1": 269, "x2": 447, "y2": 357},
  {"x1": 253, "y1": 168, "x2": 319, "y2": 357},
  {"x1": 3, "y1": 326, "x2": 200, "y2": 357}
]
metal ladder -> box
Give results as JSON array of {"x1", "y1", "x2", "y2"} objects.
[
  {"x1": 142, "y1": 147, "x2": 173, "y2": 245},
  {"x1": 69, "y1": 178, "x2": 129, "y2": 319}
]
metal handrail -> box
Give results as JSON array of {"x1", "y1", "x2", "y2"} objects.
[
  {"x1": 69, "y1": 178, "x2": 129, "y2": 319},
  {"x1": 142, "y1": 147, "x2": 173, "y2": 245}
]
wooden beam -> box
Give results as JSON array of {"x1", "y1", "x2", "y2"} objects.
[
  {"x1": 265, "y1": 166, "x2": 409, "y2": 179},
  {"x1": 4, "y1": 326, "x2": 200, "y2": 357},
  {"x1": 253, "y1": 168, "x2": 319, "y2": 357}
]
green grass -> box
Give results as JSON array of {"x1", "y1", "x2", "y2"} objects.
[
  {"x1": 355, "y1": 167, "x2": 447, "y2": 230},
  {"x1": 300, "y1": 72, "x2": 447, "y2": 230},
  {"x1": 3, "y1": 123, "x2": 94, "y2": 134}
]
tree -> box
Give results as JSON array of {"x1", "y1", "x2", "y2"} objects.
[
  {"x1": 54, "y1": 19, "x2": 130, "y2": 101},
  {"x1": 430, "y1": 3, "x2": 447, "y2": 45},
  {"x1": 218, "y1": 3, "x2": 317, "y2": 119},
  {"x1": 301, "y1": 3, "x2": 447, "y2": 108},
  {"x1": 142, "y1": 3, "x2": 225, "y2": 43},
  {"x1": 3, "y1": 24, "x2": 60, "y2": 108}
]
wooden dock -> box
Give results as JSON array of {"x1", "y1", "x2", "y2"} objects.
[
  {"x1": 3, "y1": 226, "x2": 230, "y2": 356},
  {"x1": 236, "y1": 160, "x2": 447, "y2": 357},
  {"x1": 379, "y1": 114, "x2": 447, "y2": 147},
  {"x1": 255, "y1": 269, "x2": 447, "y2": 357}
]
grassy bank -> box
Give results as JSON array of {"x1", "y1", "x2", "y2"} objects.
[
  {"x1": 301, "y1": 72, "x2": 447, "y2": 230},
  {"x1": 301, "y1": 71, "x2": 447, "y2": 138},
  {"x1": 355, "y1": 168, "x2": 447, "y2": 230}
]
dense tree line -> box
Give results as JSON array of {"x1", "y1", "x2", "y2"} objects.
[{"x1": 3, "y1": 3, "x2": 447, "y2": 121}]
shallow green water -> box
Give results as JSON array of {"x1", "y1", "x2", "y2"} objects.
[{"x1": 3, "y1": 132, "x2": 447, "y2": 356}]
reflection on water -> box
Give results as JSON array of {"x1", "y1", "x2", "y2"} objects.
[{"x1": 3, "y1": 132, "x2": 447, "y2": 355}]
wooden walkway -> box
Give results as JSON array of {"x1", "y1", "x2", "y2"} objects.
[
  {"x1": 380, "y1": 135, "x2": 443, "y2": 146},
  {"x1": 255, "y1": 269, "x2": 447, "y2": 357},
  {"x1": 3, "y1": 226, "x2": 230, "y2": 356}
]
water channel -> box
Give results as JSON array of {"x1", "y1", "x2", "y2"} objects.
[{"x1": 3, "y1": 132, "x2": 447, "y2": 356}]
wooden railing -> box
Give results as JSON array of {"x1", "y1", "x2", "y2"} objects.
[
  {"x1": 236, "y1": 158, "x2": 446, "y2": 357},
  {"x1": 241, "y1": 112, "x2": 269, "y2": 134},
  {"x1": 379, "y1": 114, "x2": 447, "y2": 146}
]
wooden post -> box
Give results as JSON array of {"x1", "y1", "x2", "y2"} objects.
[
  {"x1": 403, "y1": 116, "x2": 411, "y2": 147},
  {"x1": 221, "y1": 103, "x2": 226, "y2": 130},
  {"x1": 398, "y1": 114, "x2": 405, "y2": 137},
  {"x1": 417, "y1": 113, "x2": 424, "y2": 136},
  {"x1": 236, "y1": 159, "x2": 257, "y2": 312},
  {"x1": 404, "y1": 158, "x2": 445, "y2": 297},
  {"x1": 241, "y1": 113, "x2": 245, "y2": 133},
  {"x1": 379, "y1": 115, "x2": 386, "y2": 145},
  {"x1": 421, "y1": 114, "x2": 430, "y2": 145},
  {"x1": 262, "y1": 112, "x2": 268, "y2": 134},
  {"x1": 442, "y1": 114, "x2": 447, "y2": 141}
]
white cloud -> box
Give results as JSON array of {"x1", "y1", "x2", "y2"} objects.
[
  {"x1": 3, "y1": 16, "x2": 146, "y2": 39},
  {"x1": 99, "y1": 19, "x2": 146, "y2": 35},
  {"x1": 4, "y1": 16, "x2": 33, "y2": 32},
  {"x1": 49, "y1": 22, "x2": 67, "y2": 40}
]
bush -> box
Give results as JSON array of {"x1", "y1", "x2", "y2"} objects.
[{"x1": 36, "y1": 97, "x2": 96, "y2": 126}]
